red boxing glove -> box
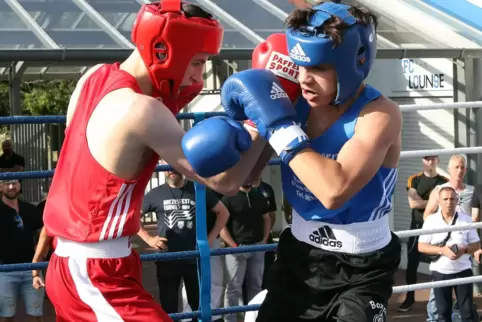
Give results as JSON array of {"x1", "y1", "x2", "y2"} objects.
[
  {"x1": 252, "y1": 33, "x2": 301, "y2": 103},
  {"x1": 161, "y1": 81, "x2": 204, "y2": 115}
]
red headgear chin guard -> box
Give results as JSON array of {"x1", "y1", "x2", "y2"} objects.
[{"x1": 131, "y1": 0, "x2": 224, "y2": 114}]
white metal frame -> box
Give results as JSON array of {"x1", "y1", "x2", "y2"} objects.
[
  {"x1": 4, "y1": 0, "x2": 60, "y2": 49},
  {"x1": 2, "y1": 0, "x2": 481, "y2": 80},
  {"x1": 71, "y1": 0, "x2": 134, "y2": 49}
]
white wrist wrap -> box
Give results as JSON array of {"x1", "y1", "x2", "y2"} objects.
[
  {"x1": 269, "y1": 125, "x2": 309, "y2": 155},
  {"x1": 243, "y1": 122, "x2": 259, "y2": 133}
]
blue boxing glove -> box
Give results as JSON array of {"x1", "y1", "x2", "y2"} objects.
[
  {"x1": 221, "y1": 69, "x2": 311, "y2": 164},
  {"x1": 182, "y1": 116, "x2": 252, "y2": 177}
]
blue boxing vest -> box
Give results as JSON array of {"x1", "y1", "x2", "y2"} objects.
[{"x1": 281, "y1": 85, "x2": 398, "y2": 225}]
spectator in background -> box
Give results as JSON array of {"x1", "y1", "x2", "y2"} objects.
[
  {"x1": 222, "y1": 185, "x2": 271, "y2": 322},
  {"x1": 0, "y1": 140, "x2": 25, "y2": 172},
  {"x1": 470, "y1": 184, "x2": 482, "y2": 295},
  {"x1": 0, "y1": 140, "x2": 26, "y2": 193},
  {"x1": 422, "y1": 154, "x2": 474, "y2": 321},
  {"x1": 418, "y1": 186, "x2": 480, "y2": 321},
  {"x1": 398, "y1": 156, "x2": 448, "y2": 312},
  {"x1": 31, "y1": 194, "x2": 52, "y2": 294},
  {"x1": 137, "y1": 166, "x2": 229, "y2": 322},
  {"x1": 282, "y1": 196, "x2": 292, "y2": 225},
  {"x1": 424, "y1": 154, "x2": 474, "y2": 219},
  {"x1": 470, "y1": 184, "x2": 482, "y2": 223},
  {"x1": 0, "y1": 180, "x2": 44, "y2": 322},
  {"x1": 251, "y1": 177, "x2": 277, "y2": 290}
]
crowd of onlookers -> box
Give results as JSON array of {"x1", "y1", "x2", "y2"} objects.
[
  {"x1": 400, "y1": 154, "x2": 482, "y2": 321},
  {"x1": 2, "y1": 139, "x2": 482, "y2": 321}
]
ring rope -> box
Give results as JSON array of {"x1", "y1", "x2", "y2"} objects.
[
  {"x1": 1, "y1": 146, "x2": 481, "y2": 180},
  {"x1": 395, "y1": 221, "x2": 482, "y2": 238},
  {"x1": 5, "y1": 220, "x2": 482, "y2": 273},
  {"x1": 399, "y1": 101, "x2": 482, "y2": 112},
  {"x1": 0, "y1": 101, "x2": 479, "y2": 125},
  {"x1": 167, "y1": 274, "x2": 482, "y2": 321},
  {"x1": 4, "y1": 220, "x2": 481, "y2": 271}
]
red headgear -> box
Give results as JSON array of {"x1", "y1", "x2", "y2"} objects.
[{"x1": 131, "y1": 0, "x2": 224, "y2": 114}]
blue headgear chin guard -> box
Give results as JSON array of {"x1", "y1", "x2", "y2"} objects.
[{"x1": 286, "y1": 2, "x2": 377, "y2": 105}]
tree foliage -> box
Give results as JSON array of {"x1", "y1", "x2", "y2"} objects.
[
  {"x1": 0, "y1": 82, "x2": 10, "y2": 117},
  {"x1": 22, "y1": 80, "x2": 76, "y2": 115},
  {"x1": 0, "y1": 80, "x2": 76, "y2": 116}
]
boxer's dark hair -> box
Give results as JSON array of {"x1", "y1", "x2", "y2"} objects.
[
  {"x1": 284, "y1": 1, "x2": 378, "y2": 47},
  {"x1": 155, "y1": 1, "x2": 214, "y2": 20},
  {"x1": 181, "y1": 2, "x2": 214, "y2": 20}
]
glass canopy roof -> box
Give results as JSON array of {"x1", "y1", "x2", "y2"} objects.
[{"x1": 0, "y1": 0, "x2": 479, "y2": 79}]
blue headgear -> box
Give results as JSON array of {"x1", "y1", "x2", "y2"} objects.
[{"x1": 285, "y1": 2, "x2": 377, "y2": 105}]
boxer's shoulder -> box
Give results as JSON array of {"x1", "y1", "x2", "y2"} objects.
[
  {"x1": 358, "y1": 96, "x2": 401, "y2": 127},
  {"x1": 66, "y1": 64, "x2": 107, "y2": 126}
]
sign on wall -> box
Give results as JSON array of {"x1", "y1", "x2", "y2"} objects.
[{"x1": 366, "y1": 58, "x2": 454, "y2": 98}]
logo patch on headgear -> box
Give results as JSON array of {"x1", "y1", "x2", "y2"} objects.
[
  {"x1": 290, "y1": 43, "x2": 311, "y2": 63},
  {"x1": 266, "y1": 52, "x2": 299, "y2": 84}
]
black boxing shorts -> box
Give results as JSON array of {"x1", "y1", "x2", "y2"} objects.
[{"x1": 256, "y1": 227, "x2": 401, "y2": 322}]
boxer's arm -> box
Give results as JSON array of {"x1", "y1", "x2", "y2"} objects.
[
  {"x1": 133, "y1": 97, "x2": 266, "y2": 196},
  {"x1": 242, "y1": 144, "x2": 274, "y2": 186},
  {"x1": 423, "y1": 188, "x2": 440, "y2": 220},
  {"x1": 287, "y1": 100, "x2": 402, "y2": 209},
  {"x1": 65, "y1": 64, "x2": 104, "y2": 127}
]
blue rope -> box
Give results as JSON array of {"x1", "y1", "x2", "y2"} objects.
[
  {"x1": 0, "y1": 112, "x2": 228, "y2": 125},
  {"x1": 193, "y1": 112, "x2": 212, "y2": 322},
  {"x1": 0, "y1": 244, "x2": 277, "y2": 272},
  {"x1": 0, "y1": 160, "x2": 282, "y2": 180}
]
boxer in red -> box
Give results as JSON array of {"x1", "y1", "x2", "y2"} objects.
[{"x1": 41, "y1": 1, "x2": 273, "y2": 321}]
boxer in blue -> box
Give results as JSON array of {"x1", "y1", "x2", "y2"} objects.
[{"x1": 183, "y1": 1, "x2": 402, "y2": 321}]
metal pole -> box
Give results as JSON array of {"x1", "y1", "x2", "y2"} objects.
[
  {"x1": 195, "y1": 0, "x2": 264, "y2": 44},
  {"x1": 5, "y1": 0, "x2": 60, "y2": 49}
]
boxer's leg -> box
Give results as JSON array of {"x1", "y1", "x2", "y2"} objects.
[
  {"x1": 46, "y1": 252, "x2": 172, "y2": 322},
  {"x1": 329, "y1": 233, "x2": 401, "y2": 322},
  {"x1": 330, "y1": 285, "x2": 391, "y2": 322},
  {"x1": 256, "y1": 228, "x2": 331, "y2": 322}
]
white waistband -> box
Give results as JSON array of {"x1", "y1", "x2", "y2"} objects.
[
  {"x1": 291, "y1": 211, "x2": 392, "y2": 254},
  {"x1": 55, "y1": 237, "x2": 132, "y2": 259}
]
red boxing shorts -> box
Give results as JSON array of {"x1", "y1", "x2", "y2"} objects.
[{"x1": 46, "y1": 237, "x2": 172, "y2": 322}]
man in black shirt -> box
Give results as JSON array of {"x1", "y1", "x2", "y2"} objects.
[
  {"x1": 0, "y1": 140, "x2": 26, "y2": 193},
  {"x1": 398, "y1": 156, "x2": 448, "y2": 312},
  {"x1": 222, "y1": 185, "x2": 271, "y2": 322},
  {"x1": 138, "y1": 168, "x2": 229, "y2": 321},
  {"x1": 0, "y1": 140, "x2": 25, "y2": 173},
  {"x1": 470, "y1": 184, "x2": 482, "y2": 295},
  {"x1": 251, "y1": 177, "x2": 277, "y2": 290},
  {"x1": 0, "y1": 180, "x2": 44, "y2": 321}
]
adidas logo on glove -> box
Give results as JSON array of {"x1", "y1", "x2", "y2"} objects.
[
  {"x1": 270, "y1": 82, "x2": 289, "y2": 100},
  {"x1": 309, "y1": 226, "x2": 343, "y2": 248},
  {"x1": 290, "y1": 43, "x2": 311, "y2": 63}
]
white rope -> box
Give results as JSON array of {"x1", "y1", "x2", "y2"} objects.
[
  {"x1": 393, "y1": 275, "x2": 482, "y2": 293},
  {"x1": 400, "y1": 101, "x2": 482, "y2": 112},
  {"x1": 395, "y1": 221, "x2": 482, "y2": 238},
  {"x1": 401, "y1": 146, "x2": 482, "y2": 158}
]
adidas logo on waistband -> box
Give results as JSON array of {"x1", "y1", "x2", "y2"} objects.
[
  {"x1": 270, "y1": 82, "x2": 288, "y2": 100},
  {"x1": 290, "y1": 43, "x2": 311, "y2": 63},
  {"x1": 309, "y1": 226, "x2": 343, "y2": 248}
]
